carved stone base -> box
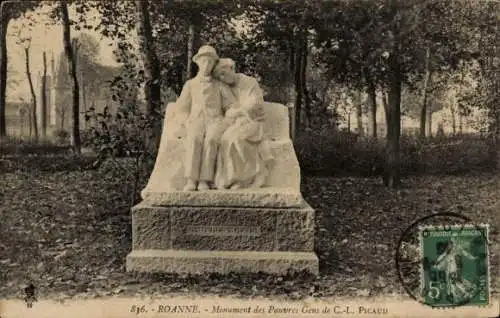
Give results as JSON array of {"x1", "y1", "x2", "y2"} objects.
[
  {"x1": 127, "y1": 250, "x2": 319, "y2": 275},
  {"x1": 126, "y1": 197, "x2": 319, "y2": 275}
]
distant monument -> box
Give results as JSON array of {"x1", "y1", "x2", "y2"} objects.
[
  {"x1": 34, "y1": 53, "x2": 56, "y2": 135},
  {"x1": 38, "y1": 51, "x2": 137, "y2": 135},
  {"x1": 37, "y1": 51, "x2": 79, "y2": 134},
  {"x1": 126, "y1": 46, "x2": 318, "y2": 275}
]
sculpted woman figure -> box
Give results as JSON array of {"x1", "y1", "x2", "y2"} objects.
[{"x1": 212, "y1": 58, "x2": 274, "y2": 190}]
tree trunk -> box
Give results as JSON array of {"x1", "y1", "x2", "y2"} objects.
[
  {"x1": 289, "y1": 100, "x2": 296, "y2": 141},
  {"x1": 300, "y1": 37, "x2": 310, "y2": 131},
  {"x1": 450, "y1": 105, "x2": 457, "y2": 135},
  {"x1": 28, "y1": 105, "x2": 32, "y2": 136},
  {"x1": 347, "y1": 112, "x2": 351, "y2": 131},
  {"x1": 426, "y1": 102, "x2": 432, "y2": 137},
  {"x1": 293, "y1": 39, "x2": 302, "y2": 137},
  {"x1": 20, "y1": 113, "x2": 24, "y2": 137},
  {"x1": 419, "y1": 47, "x2": 431, "y2": 139},
  {"x1": 80, "y1": 71, "x2": 87, "y2": 129},
  {"x1": 382, "y1": 91, "x2": 389, "y2": 109},
  {"x1": 60, "y1": 107, "x2": 65, "y2": 130},
  {"x1": 136, "y1": 0, "x2": 162, "y2": 148},
  {"x1": 458, "y1": 112, "x2": 463, "y2": 134},
  {"x1": 288, "y1": 45, "x2": 296, "y2": 140},
  {"x1": 401, "y1": 113, "x2": 404, "y2": 134},
  {"x1": 61, "y1": 0, "x2": 80, "y2": 154},
  {"x1": 367, "y1": 78, "x2": 377, "y2": 138},
  {"x1": 186, "y1": 13, "x2": 202, "y2": 81},
  {"x1": 355, "y1": 91, "x2": 364, "y2": 137},
  {"x1": 41, "y1": 51, "x2": 47, "y2": 139},
  {"x1": 25, "y1": 46, "x2": 38, "y2": 142},
  {"x1": 457, "y1": 61, "x2": 465, "y2": 135},
  {"x1": 136, "y1": 0, "x2": 161, "y2": 115},
  {"x1": 381, "y1": 92, "x2": 388, "y2": 137},
  {"x1": 383, "y1": 53, "x2": 402, "y2": 188},
  {"x1": 494, "y1": 54, "x2": 499, "y2": 170},
  {"x1": 0, "y1": 15, "x2": 8, "y2": 138},
  {"x1": 496, "y1": 95, "x2": 500, "y2": 171}
]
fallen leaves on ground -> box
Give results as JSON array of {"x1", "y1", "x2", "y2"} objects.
[{"x1": 0, "y1": 161, "x2": 498, "y2": 301}]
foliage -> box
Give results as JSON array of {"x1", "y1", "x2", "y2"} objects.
[
  {"x1": 401, "y1": 73, "x2": 452, "y2": 121},
  {"x1": 466, "y1": 1, "x2": 499, "y2": 141},
  {"x1": 52, "y1": 128, "x2": 69, "y2": 145},
  {"x1": 74, "y1": 32, "x2": 100, "y2": 68},
  {"x1": 0, "y1": 0, "x2": 40, "y2": 21},
  {"x1": 81, "y1": 103, "x2": 159, "y2": 159},
  {"x1": 312, "y1": 0, "x2": 479, "y2": 90},
  {"x1": 296, "y1": 132, "x2": 495, "y2": 177},
  {"x1": 87, "y1": 0, "x2": 245, "y2": 98},
  {"x1": 80, "y1": 102, "x2": 161, "y2": 205}
]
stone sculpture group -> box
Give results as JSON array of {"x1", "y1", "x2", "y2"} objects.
[
  {"x1": 127, "y1": 45, "x2": 318, "y2": 275},
  {"x1": 171, "y1": 45, "x2": 274, "y2": 192}
]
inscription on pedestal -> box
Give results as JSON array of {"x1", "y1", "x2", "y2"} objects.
[
  {"x1": 187, "y1": 225, "x2": 261, "y2": 237},
  {"x1": 172, "y1": 208, "x2": 275, "y2": 250}
]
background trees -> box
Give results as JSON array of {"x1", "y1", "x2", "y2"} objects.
[
  {"x1": 1, "y1": 0, "x2": 498, "y2": 185},
  {"x1": 0, "y1": 0, "x2": 40, "y2": 138}
]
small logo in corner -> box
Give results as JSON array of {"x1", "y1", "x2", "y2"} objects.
[{"x1": 23, "y1": 283, "x2": 37, "y2": 308}]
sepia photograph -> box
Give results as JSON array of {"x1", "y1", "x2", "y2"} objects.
[{"x1": 0, "y1": 0, "x2": 498, "y2": 317}]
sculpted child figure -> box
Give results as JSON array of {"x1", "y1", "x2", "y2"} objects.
[{"x1": 174, "y1": 46, "x2": 237, "y2": 191}]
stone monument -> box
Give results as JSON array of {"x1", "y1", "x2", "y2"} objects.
[{"x1": 126, "y1": 46, "x2": 319, "y2": 275}]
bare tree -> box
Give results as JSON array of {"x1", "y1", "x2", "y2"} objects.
[
  {"x1": 41, "y1": 51, "x2": 47, "y2": 138},
  {"x1": 17, "y1": 34, "x2": 38, "y2": 142},
  {"x1": 17, "y1": 99, "x2": 28, "y2": 137},
  {"x1": 419, "y1": 46, "x2": 432, "y2": 138},
  {"x1": 426, "y1": 101, "x2": 433, "y2": 137},
  {"x1": 61, "y1": 0, "x2": 81, "y2": 154},
  {"x1": 365, "y1": 73, "x2": 377, "y2": 138},
  {"x1": 354, "y1": 91, "x2": 364, "y2": 136}
]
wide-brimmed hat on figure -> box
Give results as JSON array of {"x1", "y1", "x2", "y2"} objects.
[{"x1": 193, "y1": 45, "x2": 219, "y2": 64}]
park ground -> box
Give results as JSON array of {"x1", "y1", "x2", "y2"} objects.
[{"x1": 0, "y1": 156, "x2": 498, "y2": 302}]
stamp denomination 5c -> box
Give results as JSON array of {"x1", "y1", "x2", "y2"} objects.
[{"x1": 419, "y1": 224, "x2": 489, "y2": 307}]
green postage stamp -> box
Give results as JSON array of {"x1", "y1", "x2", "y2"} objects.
[{"x1": 419, "y1": 224, "x2": 490, "y2": 307}]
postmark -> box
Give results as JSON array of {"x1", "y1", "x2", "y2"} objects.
[{"x1": 395, "y1": 212, "x2": 491, "y2": 308}]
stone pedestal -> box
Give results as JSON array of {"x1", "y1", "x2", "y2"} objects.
[{"x1": 126, "y1": 190, "x2": 319, "y2": 275}]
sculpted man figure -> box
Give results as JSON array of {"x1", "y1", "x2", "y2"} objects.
[
  {"x1": 212, "y1": 58, "x2": 275, "y2": 190},
  {"x1": 174, "y1": 46, "x2": 236, "y2": 191}
]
